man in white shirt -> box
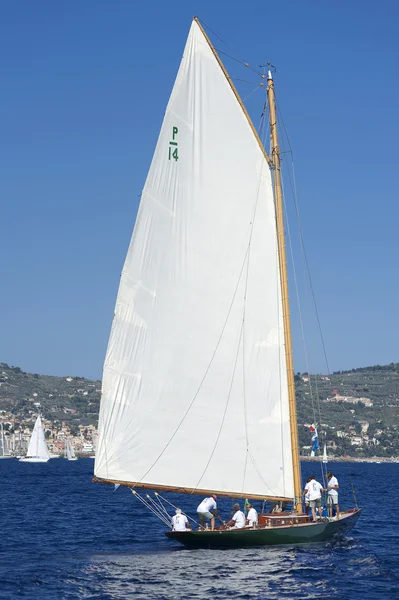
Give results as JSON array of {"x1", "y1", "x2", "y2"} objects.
[
  {"x1": 326, "y1": 471, "x2": 339, "y2": 520},
  {"x1": 226, "y1": 503, "x2": 246, "y2": 529},
  {"x1": 197, "y1": 495, "x2": 218, "y2": 530},
  {"x1": 171, "y1": 508, "x2": 190, "y2": 531},
  {"x1": 303, "y1": 476, "x2": 312, "y2": 513},
  {"x1": 304, "y1": 474, "x2": 324, "y2": 521},
  {"x1": 246, "y1": 503, "x2": 258, "y2": 528}
]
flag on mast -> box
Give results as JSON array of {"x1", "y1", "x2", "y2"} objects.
[{"x1": 310, "y1": 423, "x2": 319, "y2": 457}]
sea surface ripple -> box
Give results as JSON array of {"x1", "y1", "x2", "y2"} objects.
[{"x1": 0, "y1": 460, "x2": 398, "y2": 599}]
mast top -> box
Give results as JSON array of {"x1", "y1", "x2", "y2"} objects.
[{"x1": 268, "y1": 70, "x2": 273, "y2": 81}]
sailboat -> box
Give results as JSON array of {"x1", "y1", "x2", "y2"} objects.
[
  {"x1": 19, "y1": 415, "x2": 50, "y2": 463},
  {"x1": 93, "y1": 17, "x2": 361, "y2": 547},
  {"x1": 0, "y1": 423, "x2": 13, "y2": 458},
  {"x1": 323, "y1": 444, "x2": 328, "y2": 464},
  {"x1": 64, "y1": 437, "x2": 78, "y2": 461}
]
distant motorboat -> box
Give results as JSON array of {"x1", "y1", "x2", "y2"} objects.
[{"x1": 19, "y1": 415, "x2": 50, "y2": 463}]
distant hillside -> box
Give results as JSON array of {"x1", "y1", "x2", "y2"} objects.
[
  {"x1": 0, "y1": 362, "x2": 100, "y2": 431},
  {"x1": 295, "y1": 364, "x2": 399, "y2": 457},
  {"x1": 1, "y1": 360, "x2": 399, "y2": 457}
]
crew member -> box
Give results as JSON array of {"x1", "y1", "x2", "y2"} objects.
[
  {"x1": 171, "y1": 508, "x2": 191, "y2": 531},
  {"x1": 246, "y1": 503, "x2": 258, "y2": 527},
  {"x1": 197, "y1": 495, "x2": 218, "y2": 531},
  {"x1": 226, "y1": 503, "x2": 246, "y2": 529},
  {"x1": 326, "y1": 471, "x2": 339, "y2": 520},
  {"x1": 304, "y1": 474, "x2": 323, "y2": 521}
]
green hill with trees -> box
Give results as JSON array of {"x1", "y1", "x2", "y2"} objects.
[{"x1": 1, "y1": 361, "x2": 399, "y2": 457}]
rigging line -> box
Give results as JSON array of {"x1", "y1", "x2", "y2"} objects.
[
  {"x1": 146, "y1": 495, "x2": 173, "y2": 523},
  {"x1": 231, "y1": 78, "x2": 260, "y2": 85},
  {"x1": 284, "y1": 159, "x2": 329, "y2": 459},
  {"x1": 281, "y1": 163, "x2": 325, "y2": 481},
  {"x1": 282, "y1": 170, "x2": 317, "y2": 419},
  {"x1": 274, "y1": 92, "x2": 329, "y2": 427},
  {"x1": 274, "y1": 93, "x2": 330, "y2": 376},
  {"x1": 155, "y1": 494, "x2": 172, "y2": 520},
  {"x1": 147, "y1": 494, "x2": 171, "y2": 520},
  {"x1": 280, "y1": 148, "x2": 326, "y2": 482},
  {"x1": 282, "y1": 170, "x2": 323, "y2": 482},
  {"x1": 155, "y1": 493, "x2": 199, "y2": 525},
  {"x1": 136, "y1": 228, "x2": 255, "y2": 485},
  {"x1": 243, "y1": 84, "x2": 264, "y2": 102},
  {"x1": 216, "y1": 51, "x2": 265, "y2": 77},
  {"x1": 274, "y1": 95, "x2": 293, "y2": 155},
  {"x1": 258, "y1": 111, "x2": 270, "y2": 162},
  {"x1": 131, "y1": 490, "x2": 171, "y2": 527},
  {"x1": 290, "y1": 160, "x2": 331, "y2": 375},
  {"x1": 247, "y1": 447, "x2": 282, "y2": 498},
  {"x1": 198, "y1": 18, "x2": 265, "y2": 77},
  {"x1": 194, "y1": 319, "x2": 245, "y2": 491}
]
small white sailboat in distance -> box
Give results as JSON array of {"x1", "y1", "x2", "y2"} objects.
[
  {"x1": 0, "y1": 423, "x2": 13, "y2": 459},
  {"x1": 19, "y1": 415, "x2": 50, "y2": 463},
  {"x1": 64, "y1": 438, "x2": 78, "y2": 461},
  {"x1": 322, "y1": 444, "x2": 328, "y2": 464}
]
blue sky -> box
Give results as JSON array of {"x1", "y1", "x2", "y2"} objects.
[{"x1": 1, "y1": 0, "x2": 398, "y2": 380}]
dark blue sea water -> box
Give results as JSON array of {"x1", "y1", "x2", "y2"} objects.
[{"x1": 0, "y1": 459, "x2": 398, "y2": 599}]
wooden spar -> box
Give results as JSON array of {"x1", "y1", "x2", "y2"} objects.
[
  {"x1": 92, "y1": 477, "x2": 293, "y2": 503},
  {"x1": 193, "y1": 17, "x2": 272, "y2": 167},
  {"x1": 266, "y1": 71, "x2": 302, "y2": 513}
]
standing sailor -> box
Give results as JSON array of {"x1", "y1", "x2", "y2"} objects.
[
  {"x1": 326, "y1": 471, "x2": 340, "y2": 520},
  {"x1": 197, "y1": 495, "x2": 218, "y2": 531},
  {"x1": 304, "y1": 475, "x2": 323, "y2": 521}
]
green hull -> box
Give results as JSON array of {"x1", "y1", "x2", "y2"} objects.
[{"x1": 165, "y1": 509, "x2": 361, "y2": 548}]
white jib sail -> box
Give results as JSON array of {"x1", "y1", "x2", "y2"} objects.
[
  {"x1": 95, "y1": 20, "x2": 294, "y2": 499},
  {"x1": 26, "y1": 415, "x2": 50, "y2": 460}
]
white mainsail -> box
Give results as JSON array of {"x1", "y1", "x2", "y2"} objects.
[
  {"x1": 95, "y1": 20, "x2": 294, "y2": 500},
  {"x1": 20, "y1": 415, "x2": 50, "y2": 462}
]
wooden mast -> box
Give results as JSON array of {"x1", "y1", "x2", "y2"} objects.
[{"x1": 266, "y1": 70, "x2": 302, "y2": 513}]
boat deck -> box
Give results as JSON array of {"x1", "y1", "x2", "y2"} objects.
[{"x1": 165, "y1": 509, "x2": 361, "y2": 547}]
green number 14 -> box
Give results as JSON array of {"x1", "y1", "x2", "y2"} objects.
[
  {"x1": 169, "y1": 146, "x2": 178, "y2": 161},
  {"x1": 168, "y1": 126, "x2": 179, "y2": 161}
]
